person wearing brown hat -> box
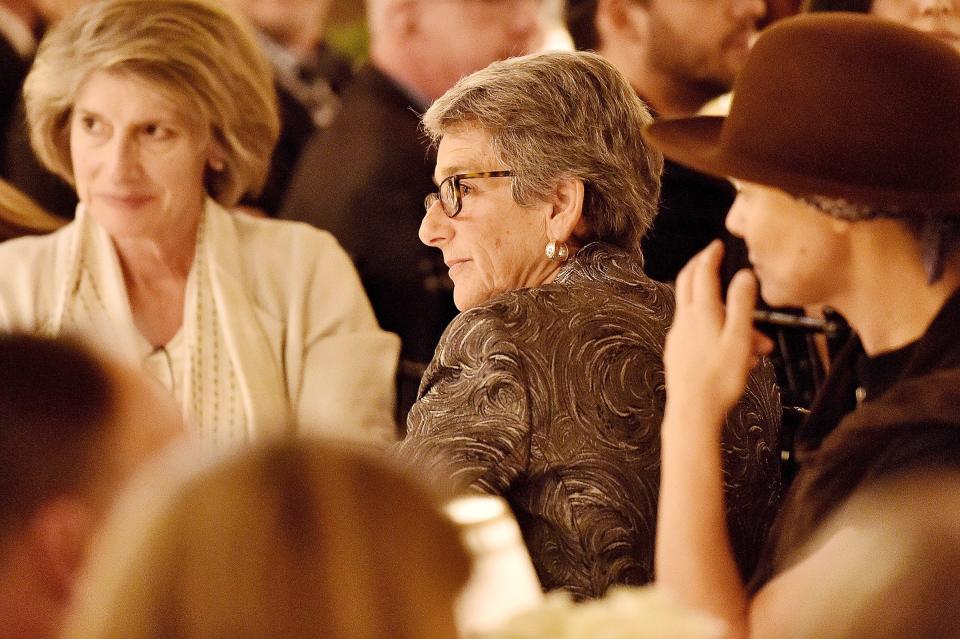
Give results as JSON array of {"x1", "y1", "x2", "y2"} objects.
[{"x1": 644, "y1": 13, "x2": 960, "y2": 637}]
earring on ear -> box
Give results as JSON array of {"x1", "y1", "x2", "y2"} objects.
[
  {"x1": 209, "y1": 157, "x2": 225, "y2": 172},
  {"x1": 545, "y1": 240, "x2": 569, "y2": 262}
]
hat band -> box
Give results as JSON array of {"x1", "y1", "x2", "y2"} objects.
[{"x1": 794, "y1": 194, "x2": 924, "y2": 222}]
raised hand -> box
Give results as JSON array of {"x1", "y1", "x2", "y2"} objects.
[{"x1": 664, "y1": 241, "x2": 773, "y2": 425}]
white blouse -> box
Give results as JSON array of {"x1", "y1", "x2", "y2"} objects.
[{"x1": 0, "y1": 199, "x2": 400, "y2": 448}]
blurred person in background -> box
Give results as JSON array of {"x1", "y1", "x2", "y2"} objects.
[
  {"x1": 0, "y1": 333, "x2": 182, "y2": 639},
  {"x1": 805, "y1": 0, "x2": 960, "y2": 53},
  {"x1": 280, "y1": 0, "x2": 548, "y2": 428},
  {"x1": 565, "y1": 0, "x2": 765, "y2": 284},
  {"x1": 0, "y1": 0, "x2": 399, "y2": 448},
  {"x1": 398, "y1": 50, "x2": 780, "y2": 599},
  {"x1": 645, "y1": 15, "x2": 960, "y2": 636},
  {"x1": 225, "y1": 0, "x2": 353, "y2": 214},
  {"x1": 63, "y1": 439, "x2": 470, "y2": 639}
]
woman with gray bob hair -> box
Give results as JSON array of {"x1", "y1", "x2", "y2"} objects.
[
  {"x1": 422, "y1": 49, "x2": 662, "y2": 254},
  {"x1": 0, "y1": 0, "x2": 399, "y2": 447},
  {"x1": 398, "y1": 51, "x2": 780, "y2": 599}
]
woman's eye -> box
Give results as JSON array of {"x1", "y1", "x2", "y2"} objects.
[
  {"x1": 80, "y1": 115, "x2": 105, "y2": 135},
  {"x1": 143, "y1": 124, "x2": 174, "y2": 140},
  {"x1": 458, "y1": 183, "x2": 473, "y2": 197}
]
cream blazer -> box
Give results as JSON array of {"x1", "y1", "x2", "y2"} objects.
[{"x1": 0, "y1": 199, "x2": 400, "y2": 445}]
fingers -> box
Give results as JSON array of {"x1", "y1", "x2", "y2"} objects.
[
  {"x1": 752, "y1": 330, "x2": 775, "y2": 356},
  {"x1": 724, "y1": 269, "x2": 757, "y2": 328},
  {"x1": 692, "y1": 240, "x2": 724, "y2": 309},
  {"x1": 674, "y1": 240, "x2": 723, "y2": 309}
]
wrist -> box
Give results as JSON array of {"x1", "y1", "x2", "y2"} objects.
[{"x1": 661, "y1": 403, "x2": 726, "y2": 447}]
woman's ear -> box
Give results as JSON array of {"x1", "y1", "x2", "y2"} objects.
[
  {"x1": 207, "y1": 143, "x2": 226, "y2": 173},
  {"x1": 547, "y1": 177, "x2": 586, "y2": 244}
]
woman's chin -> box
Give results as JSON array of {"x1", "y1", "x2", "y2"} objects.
[{"x1": 452, "y1": 286, "x2": 492, "y2": 313}]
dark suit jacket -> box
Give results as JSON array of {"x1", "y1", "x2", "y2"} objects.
[
  {"x1": 398, "y1": 243, "x2": 782, "y2": 599},
  {"x1": 280, "y1": 65, "x2": 458, "y2": 423},
  {"x1": 244, "y1": 42, "x2": 351, "y2": 215},
  {"x1": 641, "y1": 158, "x2": 745, "y2": 283}
]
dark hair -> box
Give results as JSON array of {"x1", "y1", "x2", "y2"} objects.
[
  {"x1": 803, "y1": 0, "x2": 872, "y2": 12},
  {"x1": 0, "y1": 334, "x2": 114, "y2": 541},
  {"x1": 565, "y1": 0, "x2": 601, "y2": 50}
]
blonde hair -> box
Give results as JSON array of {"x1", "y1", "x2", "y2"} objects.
[
  {"x1": 23, "y1": 0, "x2": 279, "y2": 207},
  {"x1": 0, "y1": 179, "x2": 66, "y2": 239},
  {"x1": 423, "y1": 50, "x2": 663, "y2": 251},
  {"x1": 64, "y1": 439, "x2": 471, "y2": 639}
]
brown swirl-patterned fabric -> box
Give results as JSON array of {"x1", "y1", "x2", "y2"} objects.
[{"x1": 398, "y1": 243, "x2": 781, "y2": 599}]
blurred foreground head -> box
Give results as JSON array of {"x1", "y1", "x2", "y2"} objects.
[
  {"x1": 64, "y1": 439, "x2": 471, "y2": 639},
  {"x1": 768, "y1": 469, "x2": 960, "y2": 639},
  {"x1": 0, "y1": 333, "x2": 182, "y2": 639}
]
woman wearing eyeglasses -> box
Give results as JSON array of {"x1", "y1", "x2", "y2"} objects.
[{"x1": 396, "y1": 51, "x2": 781, "y2": 600}]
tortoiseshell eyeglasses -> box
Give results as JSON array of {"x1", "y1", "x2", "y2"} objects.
[{"x1": 423, "y1": 170, "x2": 515, "y2": 218}]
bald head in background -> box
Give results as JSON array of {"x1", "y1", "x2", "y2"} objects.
[{"x1": 280, "y1": 0, "x2": 551, "y2": 429}]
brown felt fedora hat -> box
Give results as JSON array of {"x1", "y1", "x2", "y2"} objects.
[{"x1": 643, "y1": 14, "x2": 960, "y2": 213}]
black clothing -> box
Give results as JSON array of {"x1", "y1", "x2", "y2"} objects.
[
  {"x1": 641, "y1": 158, "x2": 744, "y2": 282},
  {"x1": 244, "y1": 42, "x2": 351, "y2": 215},
  {"x1": 2, "y1": 101, "x2": 77, "y2": 218}
]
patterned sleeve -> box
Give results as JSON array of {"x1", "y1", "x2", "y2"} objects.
[
  {"x1": 396, "y1": 306, "x2": 532, "y2": 496},
  {"x1": 721, "y1": 358, "x2": 783, "y2": 581}
]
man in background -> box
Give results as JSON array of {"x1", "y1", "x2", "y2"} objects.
[
  {"x1": 0, "y1": 334, "x2": 182, "y2": 639},
  {"x1": 566, "y1": 0, "x2": 764, "y2": 282},
  {"x1": 227, "y1": 0, "x2": 353, "y2": 215},
  {"x1": 281, "y1": 0, "x2": 547, "y2": 427}
]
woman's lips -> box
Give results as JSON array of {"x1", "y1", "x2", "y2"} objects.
[
  {"x1": 446, "y1": 259, "x2": 470, "y2": 276},
  {"x1": 99, "y1": 193, "x2": 154, "y2": 208}
]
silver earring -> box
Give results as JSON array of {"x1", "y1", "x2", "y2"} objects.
[{"x1": 545, "y1": 240, "x2": 569, "y2": 262}]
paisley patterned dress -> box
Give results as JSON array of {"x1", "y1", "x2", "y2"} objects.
[{"x1": 398, "y1": 243, "x2": 781, "y2": 599}]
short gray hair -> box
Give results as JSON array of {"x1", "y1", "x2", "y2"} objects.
[
  {"x1": 422, "y1": 50, "x2": 663, "y2": 251},
  {"x1": 24, "y1": 0, "x2": 279, "y2": 207}
]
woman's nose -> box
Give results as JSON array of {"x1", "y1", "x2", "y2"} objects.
[
  {"x1": 419, "y1": 197, "x2": 450, "y2": 247},
  {"x1": 725, "y1": 195, "x2": 746, "y2": 238},
  {"x1": 106, "y1": 135, "x2": 141, "y2": 182}
]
